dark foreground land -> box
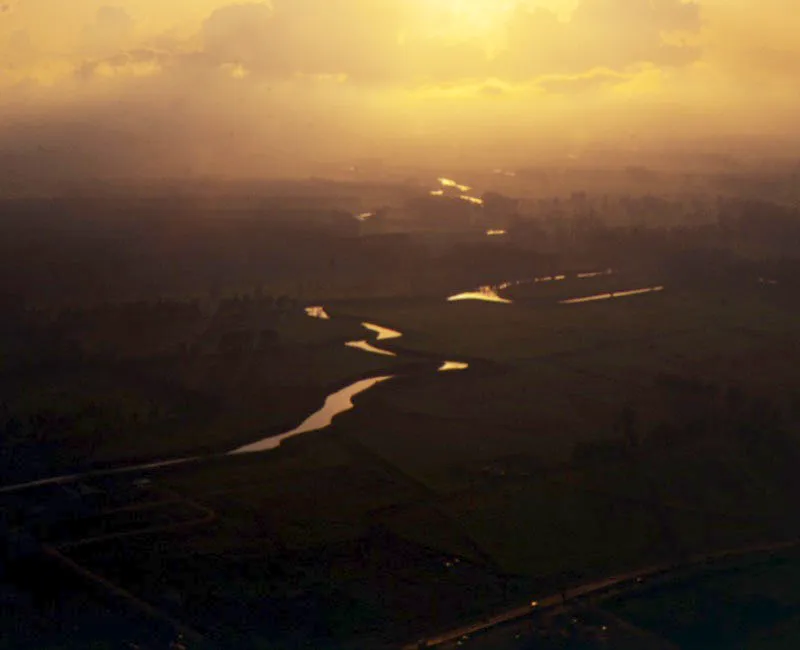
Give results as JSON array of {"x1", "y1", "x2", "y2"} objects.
[{"x1": 2, "y1": 181, "x2": 800, "y2": 648}]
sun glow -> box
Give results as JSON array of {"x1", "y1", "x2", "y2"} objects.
[
  {"x1": 416, "y1": 1, "x2": 576, "y2": 45},
  {"x1": 418, "y1": 0, "x2": 516, "y2": 43}
]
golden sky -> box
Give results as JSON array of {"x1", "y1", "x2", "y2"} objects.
[{"x1": 0, "y1": 1, "x2": 798, "y2": 181}]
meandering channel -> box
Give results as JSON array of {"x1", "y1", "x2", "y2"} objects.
[
  {"x1": 231, "y1": 376, "x2": 394, "y2": 454},
  {"x1": 0, "y1": 271, "x2": 667, "y2": 494}
]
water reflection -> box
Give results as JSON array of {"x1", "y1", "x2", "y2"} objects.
[
  {"x1": 612, "y1": 287, "x2": 664, "y2": 298},
  {"x1": 447, "y1": 271, "x2": 617, "y2": 305},
  {"x1": 561, "y1": 286, "x2": 664, "y2": 305},
  {"x1": 439, "y1": 361, "x2": 469, "y2": 372},
  {"x1": 560, "y1": 293, "x2": 613, "y2": 305},
  {"x1": 486, "y1": 229, "x2": 507, "y2": 236},
  {"x1": 448, "y1": 286, "x2": 512, "y2": 304},
  {"x1": 355, "y1": 212, "x2": 375, "y2": 222},
  {"x1": 438, "y1": 177, "x2": 472, "y2": 193},
  {"x1": 578, "y1": 269, "x2": 613, "y2": 279},
  {"x1": 305, "y1": 306, "x2": 331, "y2": 320},
  {"x1": 531, "y1": 274, "x2": 567, "y2": 283},
  {"x1": 428, "y1": 177, "x2": 484, "y2": 207},
  {"x1": 346, "y1": 340, "x2": 398, "y2": 357},
  {"x1": 345, "y1": 321, "x2": 403, "y2": 356},
  {"x1": 362, "y1": 322, "x2": 403, "y2": 340},
  {"x1": 231, "y1": 377, "x2": 394, "y2": 454}
]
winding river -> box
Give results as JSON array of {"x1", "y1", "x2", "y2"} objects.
[
  {"x1": 0, "y1": 271, "x2": 667, "y2": 494},
  {"x1": 231, "y1": 376, "x2": 394, "y2": 454},
  {"x1": 233, "y1": 308, "x2": 471, "y2": 454}
]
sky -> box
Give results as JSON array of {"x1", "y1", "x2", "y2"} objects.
[{"x1": 0, "y1": 0, "x2": 798, "y2": 184}]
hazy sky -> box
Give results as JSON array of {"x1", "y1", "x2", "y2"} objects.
[{"x1": 1, "y1": 1, "x2": 798, "y2": 183}]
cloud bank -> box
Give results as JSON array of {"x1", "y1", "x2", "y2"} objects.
[{"x1": 0, "y1": 0, "x2": 797, "y2": 186}]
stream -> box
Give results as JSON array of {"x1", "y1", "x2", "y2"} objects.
[
  {"x1": 0, "y1": 270, "x2": 667, "y2": 493},
  {"x1": 230, "y1": 309, "x2": 469, "y2": 454}
]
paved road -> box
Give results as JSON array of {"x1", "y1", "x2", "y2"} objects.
[
  {"x1": 404, "y1": 539, "x2": 800, "y2": 649},
  {"x1": 0, "y1": 457, "x2": 199, "y2": 495}
]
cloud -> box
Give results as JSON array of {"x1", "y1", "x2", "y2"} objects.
[
  {"x1": 201, "y1": 0, "x2": 414, "y2": 83},
  {"x1": 197, "y1": 0, "x2": 701, "y2": 85},
  {"x1": 1, "y1": 0, "x2": 800, "y2": 190},
  {"x1": 76, "y1": 48, "x2": 166, "y2": 80},
  {"x1": 500, "y1": 0, "x2": 701, "y2": 79},
  {"x1": 82, "y1": 6, "x2": 135, "y2": 57},
  {"x1": 201, "y1": 3, "x2": 272, "y2": 70},
  {"x1": 479, "y1": 83, "x2": 508, "y2": 98},
  {"x1": 0, "y1": 50, "x2": 387, "y2": 190},
  {"x1": 535, "y1": 68, "x2": 631, "y2": 95},
  {"x1": 2, "y1": 0, "x2": 705, "y2": 89}
]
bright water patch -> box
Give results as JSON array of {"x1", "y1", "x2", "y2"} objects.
[
  {"x1": 438, "y1": 177, "x2": 472, "y2": 193},
  {"x1": 345, "y1": 340, "x2": 398, "y2": 357},
  {"x1": 439, "y1": 361, "x2": 469, "y2": 372},
  {"x1": 362, "y1": 322, "x2": 403, "y2": 340},
  {"x1": 305, "y1": 306, "x2": 331, "y2": 320},
  {"x1": 232, "y1": 377, "x2": 394, "y2": 454},
  {"x1": 578, "y1": 269, "x2": 614, "y2": 279},
  {"x1": 448, "y1": 286, "x2": 512, "y2": 304},
  {"x1": 561, "y1": 286, "x2": 664, "y2": 305},
  {"x1": 561, "y1": 293, "x2": 614, "y2": 305}
]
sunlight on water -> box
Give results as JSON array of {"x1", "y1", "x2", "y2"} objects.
[
  {"x1": 355, "y1": 212, "x2": 375, "y2": 221},
  {"x1": 362, "y1": 322, "x2": 403, "y2": 340},
  {"x1": 439, "y1": 361, "x2": 469, "y2": 372},
  {"x1": 486, "y1": 229, "x2": 507, "y2": 236},
  {"x1": 578, "y1": 269, "x2": 614, "y2": 279},
  {"x1": 561, "y1": 286, "x2": 664, "y2": 304},
  {"x1": 532, "y1": 275, "x2": 567, "y2": 283},
  {"x1": 560, "y1": 293, "x2": 614, "y2": 304},
  {"x1": 460, "y1": 195, "x2": 484, "y2": 206},
  {"x1": 612, "y1": 286, "x2": 665, "y2": 298},
  {"x1": 448, "y1": 285, "x2": 512, "y2": 304},
  {"x1": 231, "y1": 377, "x2": 394, "y2": 454},
  {"x1": 447, "y1": 272, "x2": 617, "y2": 306},
  {"x1": 430, "y1": 189, "x2": 445, "y2": 196},
  {"x1": 346, "y1": 340, "x2": 398, "y2": 357},
  {"x1": 305, "y1": 306, "x2": 331, "y2": 320},
  {"x1": 438, "y1": 177, "x2": 472, "y2": 193}
]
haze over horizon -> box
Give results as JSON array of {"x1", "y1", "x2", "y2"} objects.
[{"x1": 1, "y1": 0, "x2": 799, "y2": 186}]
